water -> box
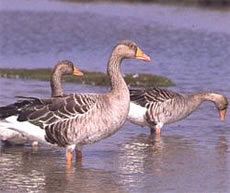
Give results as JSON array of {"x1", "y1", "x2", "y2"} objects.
[{"x1": 0, "y1": 0, "x2": 230, "y2": 192}]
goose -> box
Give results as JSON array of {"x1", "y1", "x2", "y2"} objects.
[
  {"x1": 0, "y1": 60, "x2": 83, "y2": 145},
  {"x1": 128, "y1": 88, "x2": 228, "y2": 135},
  {"x1": 0, "y1": 40, "x2": 151, "y2": 164}
]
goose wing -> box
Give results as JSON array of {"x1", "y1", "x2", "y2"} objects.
[
  {"x1": 130, "y1": 88, "x2": 183, "y2": 125},
  {"x1": 17, "y1": 93, "x2": 98, "y2": 126},
  {"x1": 10, "y1": 94, "x2": 99, "y2": 146},
  {"x1": 130, "y1": 88, "x2": 180, "y2": 107}
]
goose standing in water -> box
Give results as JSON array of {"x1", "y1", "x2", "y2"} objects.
[
  {"x1": 0, "y1": 60, "x2": 83, "y2": 145},
  {"x1": 0, "y1": 40, "x2": 150, "y2": 164},
  {"x1": 128, "y1": 88, "x2": 228, "y2": 135}
]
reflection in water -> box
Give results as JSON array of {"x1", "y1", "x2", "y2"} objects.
[
  {"x1": 116, "y1": 134, "x2": 192, "y2": 189},
  {"x1": 0, "y1": 144, "x2": 128, "y2": 193},
  {"x1": 214, "y1": 134, "x2": 229, "y2": 192},
  {"x1": 61, "y1": 166, "x2": 128, "y2": 193},
  {"x1": 0, "y1": 146, "x2": 46, "y2": 192},
  {"x1": 113, "y1": 130, "x2": 230, "y2": 193},
  {"x1": 0, "y1": 125, "x2": 230, "y2": 193}
]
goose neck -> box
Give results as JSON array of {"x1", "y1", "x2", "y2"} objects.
[
  {"x1": 192, "y1": 92, "x2": 216, "y2": 103},
  {"x1": 50, "y1": 71, "x2": 63, "y2": 97},
  {"x1": 107, "y1": 55, "x2": 127, "y2": 92}
]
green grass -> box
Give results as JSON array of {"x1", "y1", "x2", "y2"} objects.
[{"x1": 0, "y1": 68, "x2": 175, "y2": 87}]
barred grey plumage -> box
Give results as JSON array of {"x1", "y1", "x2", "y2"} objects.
[
  {"x1": 128, "y1": 88, "x2": 228, "y2": 134},
  {"x1": 0, "y1": 40, "x2": 151, "y2": 163},
  {"x1": 0, "y1": 60, "x2": 83, "y2": 145}
]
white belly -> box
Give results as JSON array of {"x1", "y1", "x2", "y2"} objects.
[
  {"x1": 127, "y1": 102, "x2": 147, "y2": 127},
  {"x1": 0, "y1": 122, "x2": 28, "y2": 144},
  {"x1": 1, "y1": 116, "x2": 51, "y2": 146}
]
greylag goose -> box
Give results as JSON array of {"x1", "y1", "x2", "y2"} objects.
[
  {"x1": 128, "y1": 88, "x2": 228, "y2": 134},
  {"x1": 0, "y1": 60, "x2": 83, "y2": 145},
  {"x1": 0, "y1": 40, "x2": 151, "y2": 164}
]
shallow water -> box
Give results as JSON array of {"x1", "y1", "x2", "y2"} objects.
[{"x1": 0, "y1": 0, "x2": 230, "y2": 192}]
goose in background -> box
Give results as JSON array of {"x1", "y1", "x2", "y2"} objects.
[
  {"x1": 0, "y1": 40, "x2": 151, "y2": 165},
  {"x1": 128, "y1": 88, "x2": 228, "y2": 135},
  {"x1": 0, "y1": 60, "x2": 83, "y2": 145}
]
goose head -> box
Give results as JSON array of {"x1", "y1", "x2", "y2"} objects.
[
  {"x1": 208, "y1": 93, "x2": 229, "y2": 121},
  {"x1": 53, "y1": 60, "x2": 84, "y2": 77},
  {"x1": 215, "y1": 95, "x2": 228, "y2": 121},
  {"x1": 112, "y1": 40, "x2": 151, "y2": 62},
  {"x1": 199, "y1": 92, "x2": 228, "y2": 121},
  {"x1": 51, "y1": 60, "x2": 84, "y2": 97}
]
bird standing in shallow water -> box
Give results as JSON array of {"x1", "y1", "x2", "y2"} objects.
[
  {"x1": 128, "y1": 88, "x2": 228, "y2": 135},
  {"x1": 0, "y1": 40, "x2": 151, "y2": 166},
  {"x1": 0, "y1": 60, "x2": 83, "y2": 145}
]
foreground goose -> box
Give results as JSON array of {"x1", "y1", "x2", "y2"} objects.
[
  {"x1": 0, "y1": 60, "x2": 83, "y2": 145},
  {"x1": 0, "y1": 40, "x2": 150, "y2": 163},
  {"x1": 128, "y1": 88, "x2": 228, "y2": 135}
]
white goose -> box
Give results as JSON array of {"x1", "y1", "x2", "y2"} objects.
[
  {"x1": 128, "y1": 87, "x2": 228, "y2": 135},
  {"x1": 0, "y1": 40, "x2": 151, "y2": 164},
  {"x1": 0, "y1": 60, "x2": 83, "y2": 145}
]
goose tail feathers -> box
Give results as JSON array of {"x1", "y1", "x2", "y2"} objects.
[{"x1": 0, "y1": 96, "x2": 41, "y2": 119}]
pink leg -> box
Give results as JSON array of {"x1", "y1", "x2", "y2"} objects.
[
  {"x1": 66, "y1": 151, "x2": 73, "y2": 169},
  {"x1": 75, "y1": 146, "x2": 83, "y2": 160},
  {"x1": 76, "y1": 150, "x2": 82, "y2": 160},
  {"x1": 155, "y1": 126, "x2": 161, "y2": 135},
  {"x1": 32, "y1": 141, "x2": 38, "y2": 147}
]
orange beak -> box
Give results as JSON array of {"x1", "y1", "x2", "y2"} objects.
[
  {"x1": 73, "y1": 66, "x2": 84, "y2": 76},
  {"x1": 219, "y1": 109, "x2": 227, "y2": 121},
  {"x1": 135, "y1": 47, "x2": 151, "y2": 62}
]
